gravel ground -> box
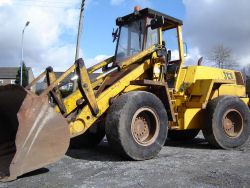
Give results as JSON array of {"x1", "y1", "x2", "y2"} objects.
[{"x1": 0, "y1": 133, "x2": 249, "y2": 188}]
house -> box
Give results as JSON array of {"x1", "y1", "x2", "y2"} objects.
[{"x1": 0, "y1": 67, "x2": 35, "y2": 92}]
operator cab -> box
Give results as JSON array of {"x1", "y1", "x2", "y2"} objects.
[{"x1": 114, "y1": 7, "x2": 183, "y2": 64}]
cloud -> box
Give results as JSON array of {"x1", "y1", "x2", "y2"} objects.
[
  {"x1": 85, "y1": 54, "x2": 111, "y2": 68},
  {"x1": 184, "y1": 47, "x2": 203, "y2": 66},
  {"x1": 0, "y1": 0, "x2": 113, "y2": 78},
  {"x1": 170, "y1": 47, "x2": 204, "y2": 67},
  {"x1": 0, "y1": 0, "x2": 12, "y2": 6},
  {"x1": 170, "y1": 50, "x2": 179, "y2": 61},
  {"x1": 183, "y1": 0, "x2": 250, "y2": 66},
  {"x1": 0, "y1": 0, "x2": 81, "y2": 76},
  {"x1": 32, "y1": 45, "x2": 83, "y2": 75}
]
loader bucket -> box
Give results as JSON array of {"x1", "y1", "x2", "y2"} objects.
[{"x1": 0, "y1": 85, "x2": 70, "y2": 182}]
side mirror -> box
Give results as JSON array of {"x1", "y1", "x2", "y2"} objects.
[
  {"x1": 150, "y1": 16, "x2": 164, "y2": 30},
  {"x1": 183, "y1": 42, "x2": 188, "y2": 57},
  {"x1": 112, "y1": 28, "x2": 119, "y2": 43}
]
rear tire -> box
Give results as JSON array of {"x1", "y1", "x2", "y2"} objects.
[
  {"x1": 167, "y1": 129, "x2": 200, "y2": 141},
  {"x1": 202, "y1": 96, "x2": 250, "y2": 149},
  {"x1": 105, "y1": 91, "x2": 168, "y2": 160},
  {"x1": 70, "y1": 120, "x2": 105, "y2": 148}
]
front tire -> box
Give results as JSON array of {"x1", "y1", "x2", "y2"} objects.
[
  {"x1": 202, "y1": 96, "x2": 250, "y2": 149},
  {"x1": 105, "y1": 91, "x2": 168, "y2": 160}
]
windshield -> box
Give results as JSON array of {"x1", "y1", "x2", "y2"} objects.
[
  {"x1": 115, "y1": 19, "x2": 146, "y2": 62},
  {"x1": 115, "y1": 18, "x2": 159, "y2": 63},
  {"x1": 145, "y1": 18, "x2": 159, "y2": 49}
]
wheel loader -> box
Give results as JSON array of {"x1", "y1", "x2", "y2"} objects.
[{"x1": 0, "y1": 7, "x2": 249, "y2": 182}]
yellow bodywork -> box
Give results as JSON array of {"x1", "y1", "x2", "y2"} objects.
[
  {"x1": 28, "y1": 18, "x2": 249, "y2": 137},
  {"x1": 171, "y1": 66, "x2": 247, "y2": 130},
  {"x1": 64, "y1": 59, "x2": 247, "y2": 135},
  {"x1": 70, "y1": 59, "x2": 152, "y2": 137}
]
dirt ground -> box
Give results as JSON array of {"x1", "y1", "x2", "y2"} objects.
[{"x1": 0, "y1": 133, "x2": 249, "y2": 188}]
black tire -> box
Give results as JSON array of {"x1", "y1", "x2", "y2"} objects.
[
  {"x1": 70, "y1": 120, "x2": 105, "y2": 148},
  {"x1": 167, "y1": 129, "x2": 200, "y2": 141},
  {"x1": 202, "y1": 95, "x2": 250, "y2": 149},
  {"x1": 105, "y1": 91, "x2": 168, "y2": 160}
]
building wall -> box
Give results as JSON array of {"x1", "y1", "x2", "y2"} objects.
[
  {"x1": 28, "y1": 69, "x2": 36, "y2": 92},
  {"x1": 0, "y1": 68, "x2": 36, "y2": 92},
  {"x1": 0, "y1": 78, "x2": 16, "y2": 85}
]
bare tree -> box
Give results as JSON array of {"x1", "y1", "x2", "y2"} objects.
[
  {"x1": 245, "y1": 63, "x2": 250, "y2": 74},
  {"x1": 208, "y1": 44, "x2": 238, "y2": 69},
  {"x1": 242, "y1": 64, "x2": 250, "y2": 96}
]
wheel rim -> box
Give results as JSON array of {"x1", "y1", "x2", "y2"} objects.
[
  {"x1": 222, "y1": 109, "x2": 243, "y2": 138},
  {"x1": 131, "y1": 107, "x2": 160, "y2": 146}
]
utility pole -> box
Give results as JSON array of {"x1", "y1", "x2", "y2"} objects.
[
  {"x1": 73, "y1": 0, "x2": 85, "y2": 92},
  {"x1": 20, "y1": 21, "x2": 30, "y2": 86}
]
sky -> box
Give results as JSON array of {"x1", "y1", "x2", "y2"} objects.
[{"x1": 0, "y1": 0, "x2": 249, "y2": 76}]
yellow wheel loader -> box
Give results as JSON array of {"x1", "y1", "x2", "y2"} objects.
[{"x1": 0, "y1": 7, "x2": 249, "y2": 182}]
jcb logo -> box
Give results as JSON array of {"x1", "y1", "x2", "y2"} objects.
[{"x1": 223, "y1": 71, "x2": 234, "y2": 80}]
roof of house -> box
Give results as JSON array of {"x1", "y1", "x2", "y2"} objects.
[{"x1": 0, "y1": 67, "x2": 31, "y2": 79}]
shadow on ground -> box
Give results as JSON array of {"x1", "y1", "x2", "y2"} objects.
[
  {"x1": 66, "y1": 141, "x2": 124, "y2": 162},
  {"x1": 67, "y1": 137, "x2": 215, "y2": 162},
  {"x1": 165, "y1": 137, "x2": 215, "y2": 149},
  {"x1": 18, "y1": 168, "x2": 49, "y2": 180}
]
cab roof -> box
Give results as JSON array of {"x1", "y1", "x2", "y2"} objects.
[{"x1": 116, "y1": 8, "x2": 183, "y2": 30}]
